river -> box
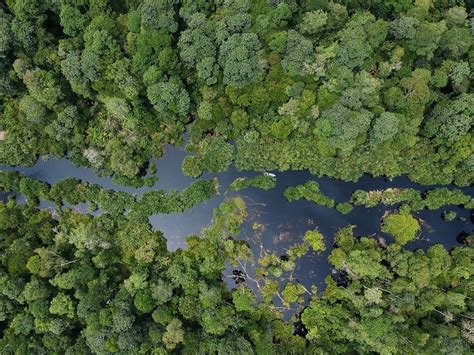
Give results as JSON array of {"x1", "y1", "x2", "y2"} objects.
[{"x1": 1, "y1": 145, "x2": 473, "y2": 294}]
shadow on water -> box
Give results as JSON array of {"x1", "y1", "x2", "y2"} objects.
[{"x1": 1, "y1": 145, "x2": 473, "y2": 292}]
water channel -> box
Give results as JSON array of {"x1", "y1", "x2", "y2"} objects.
[{"x1": 1, "y1": 145, "x2": 473, "y2": 294}]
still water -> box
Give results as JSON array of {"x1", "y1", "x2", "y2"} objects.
[{"x1": 1, "y1": 145, "x2": 473, "y2": 292}]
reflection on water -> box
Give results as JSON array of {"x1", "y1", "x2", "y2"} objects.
[{"x1": 1, "y1": 145, "x2": 473, "y2": 291}]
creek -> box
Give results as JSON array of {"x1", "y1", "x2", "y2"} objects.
[{"x1": 1, "y1": 145, "x2": 472, "y2": 293}]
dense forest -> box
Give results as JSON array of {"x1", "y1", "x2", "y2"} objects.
[
  {"x1": 0, "y1": 0, "x2": 473, "y2": 353},
  {"x1": 1, "y1": 195, "x2": 473, "y2": 353},
  {"x1": 0, "y1": 0, "x2": 473, "y2": 185}
]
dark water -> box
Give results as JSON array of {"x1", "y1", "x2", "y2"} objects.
[{"x1": 1, "y1": 145, "x2": 473, "y2": 293}]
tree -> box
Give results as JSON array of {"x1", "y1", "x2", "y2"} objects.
[
  {"x1": 298, "y1": 10, "x2": 327, "y2": 35},
  {"x1": 46, "y1": 106, "x2": 79, "y2": 142},
  {"x1": 18, "y1": 95, "x2": 48, "y2": 123},
  {"x1": 381, "y1": 208, "x2": 420, "y2": 245},
  {"x1": 22, "y1": 69, "x2": 64, "y2": 109},
  {"x1": 284, "y1": 181, "x2": 335, "y2": 208},
  {"x1": 423, "y1": 94, "x2": 473, "y2": 144},
  {"x1": 370, "y1": 112, "x2": 400, "y2": 145},
  {"x1": 320, "y1": 104, "x2": 373, "y2": 154},
  {"x1": 178, "y1": 13, "x2": 216, "y2": 69},
  {"x1": 218, "y1": 33, "x2": 261, "y2": 88},
  {"x1": 439, "y1": 27, "x2": 471, "y2": 59},
  {"x1": 196, "y1": 56, "x2": 219, "y2": 85},
  {"x1": 140, "y1": 0, "x2": 178, "y2": 33},
  {"x1": 303, "y1": 225, "x2": 473, "y2": 352},
  {"x1": 147, "y1": 77, "x2": 190, "y2": 121},
  {"x1": 133, "y1": 289, "x2": 155, "y2": 313},
  {"x1": 389, "y1": 15, "x2": 419, "y2": 40},
  {"x1": 407, "y1": 20, "x2": 446, "y2": 59},
  {"x1": 191, "y1": 136, "x2": 235, "y2": 174},
  {"x1": 445, "y1": 6, "x2": 468, "y2": 27},
  {"x1": 281, "y1": 282, "x2": 305, "y2": 305},
  {"x1": 268, "y1": 31, "x2": 287, "y2": 54},
  {"x1": 399, "y1": 69, "x2": 431, "y2": 114},
  {"x1": 336, "y1": 202, "x2": 353, "y2": 214},
  {"x1": 0, "y1": 9, "x2": 12, "y2": 55},
  {"x1": 59, "y1": 5, "x2": 88, "y2": 36},
  {"x1": 49, "y1": 293, "x2": 75, "y2": 319},
  {"x1": 271, "y1": 116, "x2": 293, "y2": 139},
  {"x1": 335, "y1": 13, "x2": 386, "y2": 70},
  {"x1": 230, "y1": 108, "x2": 249, "y2": 129},
  {"x1": 10, "y1": 17, "x2": 36, "y2": 53},
  {"x1": 449, "y1": 61, "x2": 470, "y2": 93},
  {"x1": 182, "y1": 156, "x2": 203, "y2": 178},
  {"x1": 282, "y1": 30, "x2": 313, "y2": 75},
  {"x1": 326, "y1": 2, "x2": 348, "y2": 30},
  {"x1": 61, "y1": 51, "x2": 91, "y2": 97},
  {"x1": 1, "y1": 0, "x2": 474, "y2": 351},
  {"x1": 304, "y1": 230, "x2": 326, "y2": 253},
  {"x1": 232, "y1": 286, "x2": 255, "y2": 312}
]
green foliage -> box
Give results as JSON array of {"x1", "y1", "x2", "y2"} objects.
[
  {"x1": 59, "y1": 5, "x2": 88, "y2": 36},
  {"x1": 183, "y1": 137, "x2": 235, "y2": 177},
  {"x1": 232, "y1": 286, "x2": 255, "y2": 312},
  {"x1": 162, "y1": 318, "x2": 184, "y2": 350},
  {"x1": 230, "y1": 109, "x2": 249, "y2": 129},
  {"x1": 423, "y1": 188, "x2": 474, "y2": 210},
  {"x1": 299, "y1": 10, "x2": 327, "y2": 35},
  {"x1": 0, "y1": 1, "x2": 473, "y2": 352},
  {"x1": 228, "y1": 174, "x2": 276, "y2": 191},
  {"x1": 219, "y1": 33, "x2": 261, "y2": 88},
  {"x1": 182, "y1": 156, "x2": 203, "y2": 178},
  {"x1": 0, "y1": 197, "x2": 287, "y2": 353},
  {"x1": 49, "y1": 293, "x2": 75, "y2": 319},
  {"x1": 442, "y1": 211, "x2": 457, "y2": 221},
  {"x1": 335, "y1": 202, "x2": 353, "y2": 214},
  {"x1": 423, "y1": 94, "x2": 473, "y2": 144},
  {"x1": 281, "y1": 282, "x2": 306, "y2": 305},
  {"x1": 282, "y1": 30, "x2": 313, "y2": 76},
  {"x1": 0, "y1": 0, "x2": 470, "y2": 188},
  {"x1": 0, "y1": 178, "x2": 473, "y2": 354},
  {"x1": 407, "y1": 20, "x2": 446, "y2": 60},
  {"x1": 381, "y1": 209, "x2": 420, "y2": 245},
  {"x1": 370, "y1": 112, "x2": 400, "y2": 145},
  {"x1": 0, "y1": 171, "x2": 218, "y2": 219},
  {"x1": 147, "y1": 77, "x2": 190, "y2": 121},
  {"x1": 303, "y1": 229, "x2": 473, "y2": 353},
  {"x1": 140, "y1": 0, "x2": 178, "y2": 33},
  {"x1": 321, "y1": 103, "x2": 373, "y2": 154},
  {"x1": 304, "y1": 230, "x2": 326, "y2": 253},
  {"x1": 349, "y1": 187, "x2": 473, "y2": 211},
  {"x1": 284, "y1": 181, "x2": 334, "y2": 208}
]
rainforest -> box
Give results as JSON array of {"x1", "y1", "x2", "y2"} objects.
[{"x1": 0, "y1": 0, "x2": 473, "y2": 354}]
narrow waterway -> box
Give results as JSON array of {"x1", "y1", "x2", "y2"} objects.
[{"x1": 1, "y1": 145, "x2": 472, "y2": 292}]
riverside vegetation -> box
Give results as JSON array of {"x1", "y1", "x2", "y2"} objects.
[{"x1": 0, "y1": 0, "x2": 473, "y2": 353}]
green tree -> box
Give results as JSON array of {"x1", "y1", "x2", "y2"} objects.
[
  {"x1": 140, "y1": 0, "x2": 178, "y2": 33},
  {"x1": 218, "y1": 33, "x2": 261, "y2": 88},
  {"x1": 282, "y1": 30, "x2": 313, "y2": 75},
  {"x1": 59, "y1": 5, "x2": 88, "y2": 36},
  {"x1": 147, "y1": 77, "x2": 190, "y2": 121},
  {"x1": 304, "y1": 230, "x2": 326, "y2": 253},
  {"x1": 407, "y1": 20, "x2": 446, "y2": 59},
  {"x1": 381, "y1": 209, "x2": 420, "y2": 245},
  {"x1": 298, "y1": 10, "x2": 327, "y2": 35},
  {"x1": 423, "y1": 94, "x2": 473, "y2": 144},
  {"x1": 49, "y1": 293, "x2": 75, "y2": 319},
  {"x1": 370, "y1": 112, "x2": 400, "y2": 145},
  {"x1": 232, "y1": 286, "x2": 255, "y2": 312}
]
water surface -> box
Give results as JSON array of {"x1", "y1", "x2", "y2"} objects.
[{"x1": 1, "y1": 145, "x2": 472, "y2": 292}]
